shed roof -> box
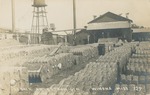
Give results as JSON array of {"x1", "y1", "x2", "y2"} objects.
[
  {"x1": 75, "y1": 29, "x2": 89, "y2": 35},
  {"x1": 132, "y1": 28, "x2": 150, "y2": 33}
]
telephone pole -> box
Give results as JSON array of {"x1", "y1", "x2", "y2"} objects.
[
  {"x1": 73, "y1": 0, "x2": 76, "y2": 45},
  {"x1": 11, "y1": 0, "x2": 15, "y2": 33}
]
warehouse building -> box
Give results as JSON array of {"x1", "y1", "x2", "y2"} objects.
[
  {"x1": 87, "y1": 12, "x2": 133, "y2": 43},
  {"x1": 132, "y1": 28, "x2": 150, "y2": 41}
]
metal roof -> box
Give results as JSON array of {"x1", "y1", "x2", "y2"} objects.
[
  {"x1": 88, "y1": 12, "x2": 133, "y2": 24},
  {"x1": 132, "y1": 28, "x2": 150, "y2": 33}
]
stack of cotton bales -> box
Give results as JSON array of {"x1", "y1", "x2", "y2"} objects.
[
  {"x1": 121, "y1": 75, "x2": 138, "y2": 84},
  {"x1": 133, "y1": 43, "x2": 150, "y2": 58},
  {"x1": 33, "y1": 44, "x2": 132, "y2": 95},
  {"x1": 127, "y1": 57, "x2": 149, "y2": 76},
  {"x1": 0, "y1": 67, "x2": 28, "y2": 95},
  {"x1": 113, "y1": 42, "x2": 150, "y2": 95},
  {"x1": 26, "y1": 53, "x2": 75, "y2": 82},
  {"x1": 98, "y1": 42, "x2": 115, "y2": 54},
  {"x1": 146, "y1": 84, "x2": 150, "y2": 94},
  {"x1": 100, "y1": 44, "x2": 132, "y2": 73},
  {"x1": 69, "y1": 46, "x2": 99, "y2": 64},
  {"x1": 0, "y1": 45, "x2": 59, "y2": 64},
  {"x1": 98, "y1": 38, "x2": 118, "y2": 43},
  {"x1": 33, "y1": 61, "x2": 117, "y2": 95}
]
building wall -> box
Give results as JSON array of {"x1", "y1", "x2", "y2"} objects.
[
  {"x1": 41, "y1": 33, "x2": 65, "y2": 45},
  {"x1": 76, "y1": 31, "x2": 89, "y2": 45},
  {"x1": 41, "y1": 32, "x2": 54, "y2": 44},
  {"x1": 88, "y1": 28, "x2": 132, "y2": 43},
  {"x1": 67, "y1": 30, "x2": 89, "y2": 45},
  {"x1": 87, "y1": 21, "x2": 131, "y2": 30},
  {"x1": 133, "y1": 32, "x2": 150, "y2": 41},
  {"x1": 67, "y1": 34, "x2": 74, "y2": 45}
]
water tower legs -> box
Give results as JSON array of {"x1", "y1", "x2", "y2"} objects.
[{"x1": 31, "y1": 7, "x2": 49, "y2": 44}]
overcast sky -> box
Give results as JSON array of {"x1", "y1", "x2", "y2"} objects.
[{"x1": 0, "y1": 0, "x2": 150, "y2": 31}]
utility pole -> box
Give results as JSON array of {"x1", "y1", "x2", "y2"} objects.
[
  {"x1": 11, "y1": 0, "x2": 15, "y2": 33},
  {"x1": 73, "y1": 0, "x2": 76, "y2": 45}
]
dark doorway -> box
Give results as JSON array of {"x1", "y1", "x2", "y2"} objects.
[
  {"x1": 98, "y1": 44, "x2": 105, "y2": 55},
  {"x1": 29, "y1": 75, "x2": 42, "y2": 83}
]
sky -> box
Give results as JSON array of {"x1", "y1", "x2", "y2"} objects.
[{"x1": 0, "y1": 0, "x2": 150, "y2": 31}]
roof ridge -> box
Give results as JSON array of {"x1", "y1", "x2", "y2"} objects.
[{"x1": 88, "y1": 11, "x2": 132, "y2": 24}]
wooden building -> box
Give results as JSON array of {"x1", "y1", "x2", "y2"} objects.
[
  {"x1": 132, "y1": 28, "x2": 150, "y2": 41},
  {"x1": 87, "y1": 12, "x2": 133, "y2": 43},
  {"x1": 67, "y1": 29, "x2": 90, "y2": 45}
]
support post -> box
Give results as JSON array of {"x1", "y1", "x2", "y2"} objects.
[
  {"x1": 11, "y1": 0, "x2": 15, "y2": 33},
  {"x1": 73, "y1": 0, "x2": 76, "y2": 45}
]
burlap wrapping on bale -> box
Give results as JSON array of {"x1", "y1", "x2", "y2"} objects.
[
  {"x1": 146, "y1": 84, "x2": 150, "y2": 94},
  {"x1": 33, "y1": 44, "x2": 132, "y2": 95},
  {"x1": 26, "y1": 53, "x2": 76, "y2": 82},
  {"x1": 0, "y1": 67, "x2": 28, "y2": 95},
  {"x1": 0, "y1": 45, "x2": 60, "y2": 66},
  {"x1": 70, "y1": 46, "x2": 99, "y2": 62}
]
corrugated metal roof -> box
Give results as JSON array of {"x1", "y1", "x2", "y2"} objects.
[{"x1": 88, "y1": 12, "x2": 132, "y2": 24}]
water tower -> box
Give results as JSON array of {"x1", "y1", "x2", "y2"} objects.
[{"x1": 31, "y1": 0, "x2": 49, "y2": 44}]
